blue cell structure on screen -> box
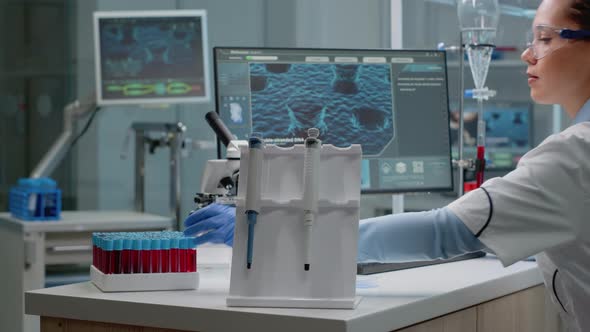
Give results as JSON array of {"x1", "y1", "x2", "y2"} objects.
[{"x1": 248, "y1": 63, "x2": 394, "y2": 156}]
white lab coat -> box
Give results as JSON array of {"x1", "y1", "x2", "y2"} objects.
[{"x1": 448, "y1": 121, "x2": 590, "y2": 332}]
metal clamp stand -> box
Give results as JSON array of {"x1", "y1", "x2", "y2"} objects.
[
  {"x1": 457, "y1": 35, "x2": 468, "y2": 197},
  {"x1": 130, "y1": 122, "x2": 186, "y2": 230},
  {"x1": 445, "y1": 34, "x2": 496, "y2": 197}
]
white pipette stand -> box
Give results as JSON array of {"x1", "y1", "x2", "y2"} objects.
[{"x1": 226, "y1": 142, "x2": 362, "y2": 309}]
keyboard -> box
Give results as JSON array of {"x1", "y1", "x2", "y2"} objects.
[{"x1": 357, "y1": 251, "x2": 486, "y2": 275}]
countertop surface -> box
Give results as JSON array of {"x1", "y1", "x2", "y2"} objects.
[
  {"x1": 0, "y1": 211, "x2": 173, "y2": 232},
  {"x1": 26, "y1": 256, "x2": 543, "y2": 332}
]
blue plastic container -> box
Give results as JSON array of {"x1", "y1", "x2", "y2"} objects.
[{"x1": 9, "y1": 177, "x2": 61, "y2": 221}]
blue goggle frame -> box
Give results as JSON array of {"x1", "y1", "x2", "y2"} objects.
[{"x1": 559, "y1": 28, "x2": 590, "y2": 40}]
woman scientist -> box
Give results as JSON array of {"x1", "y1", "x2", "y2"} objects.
[{"x1": 184, "y1": 0, "x2": 590, "y2": 330}]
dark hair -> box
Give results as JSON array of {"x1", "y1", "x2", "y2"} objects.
[{"x1": 569, "y1": 0, "x2": 590, "y2": 30}]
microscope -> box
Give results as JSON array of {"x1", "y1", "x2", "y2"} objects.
[{"x1": 193, "y1": 112, "x2": 247, "y2": 210}]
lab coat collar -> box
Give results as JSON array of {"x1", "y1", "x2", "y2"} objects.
[{"x1": 573, "y1": 98, "x2": 590, "y2": 124}]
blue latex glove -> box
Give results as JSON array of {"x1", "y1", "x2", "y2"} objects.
[
  {"x1": 183, "y1": 203, "x2": 236, "y2": 246},
  {"x1": 358, "y1": 207, "x2": 486, "y2": 263}
]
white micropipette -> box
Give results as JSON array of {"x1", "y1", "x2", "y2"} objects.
[
  {"x1": 302, "y1": 128, "x2": 321, "y2": 271},
  {"x1": 245, "y1": 133, "x2": 264, "y2": 269}
]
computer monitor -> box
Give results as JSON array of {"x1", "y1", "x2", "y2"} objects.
[
  {"x1": 450, "y1": 101, "x2": 532, "y2": 169},
  {"x1": 93, "y1": 10, "x2": 210, "y2": 106},
  {"x1": 214, "y1": 47, "x2": 453, "y2": 193}
]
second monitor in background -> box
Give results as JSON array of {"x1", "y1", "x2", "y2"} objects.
[
  {"x1": 214, "y1": 47, "x2": 454, "y2": 194},
  {"x1": 94, "y1": 10, "x2": 211, "y2": 106}
]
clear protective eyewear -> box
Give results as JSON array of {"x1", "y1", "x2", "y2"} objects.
[{"x1": 526, "y1": 24, "x2": 590, "y2": 60}]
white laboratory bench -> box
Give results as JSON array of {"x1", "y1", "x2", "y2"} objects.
[
  {"x1": 0, "y1": 211, "x2": 174, "y2": 332},
  {"x1": 25, "y1": 256, "x2": 562, "y2": 332}
]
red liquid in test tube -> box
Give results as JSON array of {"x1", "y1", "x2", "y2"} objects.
[
  {"x1": 92, "y1": 234, "x2": 98, "y2": 268},
  {"x1": 94, "y1": 236, "x2": 101, "y2": 271},
  {"x1": 131, "y1": 239, "x2": 142, "y2": 273},
  {"x1": 170, "y1": 238, "x2": 180, "y2": 273},
  {"x1": 141, "y1": 239, "x2": 151, "y2": 273},
  {"x1": 122, "y1": 239, "x2": 132, "y2": 274},
  {"x1": 114, "y1": 239, "x2": 123, "y2": 274},
  {"x1": 106, "y1": 252, "x2": 114, "y2": 274},
  {"x1": 151, "y1": 239, "x2": 161, "y2": 273},
  {"x1": 179, "y1": 238, "x2": 188, "y2": 273},
  {"x1": 104, "y1": 239, "x2": 114, "y2": 274},
  {"x1": 100, "y1": 248, "x2": 105, "y2": 273},
  {"x1": 189, "y1": 248, "x2": 197, "y2": 272},
  {"x1": 161, "y1": 239, "x2": 170, "y2": 273}
]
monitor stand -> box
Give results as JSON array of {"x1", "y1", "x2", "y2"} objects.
[{"x1": 392, "y1": 194, "x2": 404, "y2": 214}]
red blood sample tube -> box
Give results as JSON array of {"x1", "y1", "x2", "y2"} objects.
[
  {"x1": 113, "y1": 239, "x2": 123, "y2": 274},
  {"x1": 179, "y1": 238, "x2": 189, "y2": 272},
  {"x1": 141, "y1": 239, "x2": 151, "y2": 273},
  {"x1": 97, "y1": 237, "x2": 104, "y2": 272},
  {"x1": 151, "y1": 239, "x2": 161, "y2": 273},
  {"x1": 104, "y1": 239, "x2": 115, "y2": 274},
  {"x1": 160, "y1": 239, "x2": 170, "y2": 273},
  {"x1": 186, "y1": 238, "x2": 196, "y2": 272},
  {"x1": 131, "y1": 239, "x2": 142, "y2": 273},
  {"x1": 189, "y1": 248, "x2": 197, "y2": 272},
  {"x1": 93, "y1": 235, "x2": 100, "y2": 271},
  {"x1": 170, "y1": 238, "x2": 180, "y2": 273},
  {"x1": 122, "y1": 239, "x2": 132, "y2": 274},
  {"x1": 92, "y1": 234, "x2": 98, "y2": 269}
]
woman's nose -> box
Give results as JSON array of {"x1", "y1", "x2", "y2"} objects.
[{"x1": 521, "y1": 47, "x2": 536, "y2": 65}]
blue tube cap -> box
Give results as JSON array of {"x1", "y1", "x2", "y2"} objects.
[
  {"x1": 142, "y1": 239, "x2": 151, "y2": 250},
  {"x1": 123, "y1": 239, "x2": 133, "y2": 250},
  {"x1": 104, "y1": 239, "x2": 114, "y2": 251},
  {"x1": 180, "y1": 238, "x2": 190, "y2": 249},
  {"x1": 132, "y1": 239, "x2": 142, "y2": 250}
]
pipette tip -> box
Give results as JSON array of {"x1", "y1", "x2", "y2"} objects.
[
  {"x1": 247, "y1": 262, "x2": 252, "y2": 269},
  {"x1": 304, "y1": 264, "x2": 310, "y2": 271}
]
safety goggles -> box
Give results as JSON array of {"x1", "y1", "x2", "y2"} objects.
[{"x1": 526, "y1": 24, "x2": 590, "y2": 60}]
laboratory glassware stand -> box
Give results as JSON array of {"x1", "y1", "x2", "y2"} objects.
[
  {"x1": 227, "y1": 143, "x2": 362, "y2": 309},
  {"x1": 456, "y1": 0, "x2": 499, "y2": 195}
]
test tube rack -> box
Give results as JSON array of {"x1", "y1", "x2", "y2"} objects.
[
  {"x1": 90, "y1": 231, "x2": 198, "y2": 292},
  {"x1": 9, "y1": 177, "x2": 61, "y2": 221}
]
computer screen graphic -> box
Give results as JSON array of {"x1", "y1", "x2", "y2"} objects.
[
  {"x1": 215, "y1": 48, "x2": 453, "y2": 193},
  {"x1": 248, "y1": 63, "x2": 393, "y2": 156},
  {"x1": 450, "y1": 102, "x2": 532, "y2": 169},
  {"x1": 94, "y1": 10, "x2": 210, "y2": 105}
]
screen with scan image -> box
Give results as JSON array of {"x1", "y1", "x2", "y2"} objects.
[
  {"x1": 450, "y1": 101, "x2": 532, "y2": 169},
  {"x1": 214, "y1": 47, "x2": 454, "y2": 193},
  {"x1": 94, "y1": 10, "x2": 210, "y2": 105}
]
